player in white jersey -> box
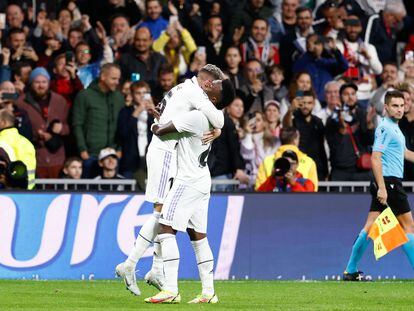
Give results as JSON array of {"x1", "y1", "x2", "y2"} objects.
[
  {"x1": 145, "y1": 79, "x2": 235, "y2": 304},
  {"x1": 115, "y1": 65, "x2": 227, "y2": 295}
]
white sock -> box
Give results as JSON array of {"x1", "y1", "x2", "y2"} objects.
[
  {"x1": 191, "y1": 238, "x2": 214, "y2": 296},
  {"x1": 159, "y1": 233, "x2": 179, "y2": 294},
  {"x1": 151, "y1": 235, "x2": 164, "y2": 277},
  {"x1": 125, "y1": 212, "x2": 160, "y2": 268}
]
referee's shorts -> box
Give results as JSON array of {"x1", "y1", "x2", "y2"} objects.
[{"x1": 370, "y1": 176, "x2": 411, "y2": 216}]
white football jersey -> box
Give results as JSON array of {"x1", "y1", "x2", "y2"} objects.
[
  {"x1": 172, "y1": 110, "x2": 212, "y2": 194},
  {"x1": 150, "y1": 77, "x2": 224, "y2": 151}
]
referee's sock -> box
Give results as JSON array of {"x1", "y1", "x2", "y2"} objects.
[
  {"x1": 345, "y1": 229, "x2": 370, "y2": 274},
  {"x1": 125, "y1": 212, "x2": 160, "y2": 269},
  {"x1": 402, "y1": 233, "x2": 414, "y2": 269}
]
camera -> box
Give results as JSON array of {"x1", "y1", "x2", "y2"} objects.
[
  {"x1": 273, "y1": 157, "x2": 291, "y2": 177},
  {"x1": 0, "y1": 148, "x2": 28, "y2": 189}
]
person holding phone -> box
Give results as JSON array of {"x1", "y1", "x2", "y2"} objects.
[{"x1": 152, "y1": 15, "x2": 197, "y2": 82}]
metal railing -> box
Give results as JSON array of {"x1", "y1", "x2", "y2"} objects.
[{"x1": 34, "y1": 179, "x2": 414, "y2": 193}]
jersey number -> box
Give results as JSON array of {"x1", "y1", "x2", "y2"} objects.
[{"x1": 156, "y1": 89, "x2": 175, "y2": 117}]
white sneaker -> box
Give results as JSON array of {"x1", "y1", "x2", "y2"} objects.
[
  {"x1": 144, "y1": 270, "x2": 164, "y2": 291},
  {"x1": 115, "y1": 262, "x2": 141, "y2": 296}
]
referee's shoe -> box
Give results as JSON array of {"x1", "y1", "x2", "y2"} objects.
[{"x1": 343, "y1": 271, "x2": 368, "y2": 281}]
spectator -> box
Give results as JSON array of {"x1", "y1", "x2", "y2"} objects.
[
  {"x1": 138, "y1": 0, "x2": 168, "y2": 40},
  {"x1": 266, "y1": 64, "x2": 287, "y2": 102},
  {"x1": 316, "y1": 80, "x2": 341, "y2": 125},
  {"x1": 208, "y1": 113, "x2": 249, "y2": 192},
  {"x1": 108, "y1": 14, "x2": 134, "y2": 57},
  {"x1": 268, "y1": 0, "x2": 300, "y2": 43},
  {"x1": 0, "y1": 81, "x2": 32, "y2": 140},
  {"x1": 6, "y1": 4, "x2": 25, "y2": 30},
  {"x1": 337, "y1": 15, "x2": 383, "y2": 107},
  {"x1": 184, "y1": 47, "x2": 207, "y2": 78},
  {"x1": 257, "y1": 149, "x2": 314, "y2": 192},
  {"x1": 398, "y1": 84, "x2": 414, "y2": 180},
  {"x1": 72, "y1": 63, "x2": 124, "y2": 178},
  {"x1": 15, "y1": 67, "x2": 70, "y2": 178},
  {"x1": 241, "y1": 111, "x2": 279, "y2": 185},
  {"x1": 50, "y1": 53, "x2": 84, "y2": 107},
  {"x1": 120, "y1": 80, "x2": 133, "y2": 106},
  {"x1": 255, "y1": 126, "x2": 318, "y2": 190},
  {"x1": 75, "y1": 22, "x2": 114, "y2": 88},
  {"x1": 8, "y1": 28, "x2": 39, "y2": 68},
  {"x1": 293, "y1": 34, "x2": 348, "y2": 102},
  {"x1": 100, "y1": 0, "x2": 142, "y2": 32},
  {"x1": 316, "y1": 1, "x2": 344, "y2": 40},
  {"x1": 326, "y1": 82, "x2": 375, "y2": 181},
  {"x1": 0, "y1": 47, "x2": 12, "y2": 83},
  {"x1": 369, "y1": 62, "x2": 400, "y2": 116},
  {"x1": 118, "y1": 27, "x2": 166, "y2": 88},
  {"x1": 283, "y1": 91, "x2": 328, "y2": 180},
  {"x1": 62, "y1": 156, "x2": 83, "y2": 179},
  {"x1": 239, "y1": 59, "x2": 273, "y2": 114},
  {"x1": 226, "y1": 97, "x2": 248, "y2": 140},
  {"x1": 264, "y1": 99, "x2": 282, "y2": 141},
  {"x1": 364, "y1": 1, "x2": 407, "y2": 63},
  {"x1": 230, "y1": 0, "x2": 273, "y2": 44},
  {"x1": 239, "y1": 18, "x2": 279, "y2": 66},
  {"x1": 279, "y1": 6, "x2": 314, "y2": 82},
  {"x1": 199, "y1": 15, "x2": 232, "y2": 69},
  {"x1": 223, "y1": 46, "x2": 245, "y2": 90},
  {"x1": 116, "y1": 81, "x2": 154, "y2": 190},
  {"x1": 280, "y1": 71, "x2": 321, "y2": 119},
  {"x1": 10, "y1": 61, "x2": 32, "y2": 94},
  {"x1": 94, "y1": 147, "x2": 125, "y2": 191},
  {"x1": 152, "y1": 18, "x2": 197, "y2": 82},
  {"x1": 399, "y1": 58, "x2": 414, "y2": 88},
  {"x1": 152, "y1": 64, "x2": 175, "y2": 104}
]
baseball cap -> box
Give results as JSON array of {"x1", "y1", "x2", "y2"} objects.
[
  {"x1": 98, "y1": 147, "x2": 118, "y2": 161},
  {"x1": 340, "y1": 82, "x2": 358, "y2": 95}
]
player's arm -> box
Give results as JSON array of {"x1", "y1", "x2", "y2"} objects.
[
  {"x1": 191, "y1": 92, "x2": 224, "y2": 129},
  {"x1": 371, "y1": 151, "x2": 387, "y2": 205},
  {"x1": 404, "y1": 149, "x2": 414, "y2": 163},
  {"x1": 151, "y1": 122, "x2": 178, "y2": 136}
]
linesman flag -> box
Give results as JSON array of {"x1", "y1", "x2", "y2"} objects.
[{"x1": 368, "y1": 207, "x2": 409, "y2": 260}]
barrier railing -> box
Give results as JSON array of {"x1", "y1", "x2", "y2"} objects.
[{"x1": 34, "y1": 179, "x2": 414, "y2": 193}]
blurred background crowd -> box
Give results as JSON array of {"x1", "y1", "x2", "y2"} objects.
[{"x1": 0, "y1": 0, "x2": 413, "y2": 192}]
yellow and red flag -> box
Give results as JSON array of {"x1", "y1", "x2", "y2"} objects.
[{"x1": 368, "y1": 207, "x2": 408, "y2": 260}]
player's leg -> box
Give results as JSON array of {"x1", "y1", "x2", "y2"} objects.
[
  {"x1": 186, "y1": 194, "x2": 218, "y2": 303},
  {"x1": 397, "y1": 211, "x2": 414, "y2": 269},
  {"x1": 343, "y1": 211, "x2": 379, "y2": 280}
]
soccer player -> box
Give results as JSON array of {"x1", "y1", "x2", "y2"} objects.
[
  {"x1": 144, "y1": 79, "x2": 235, "y2": 304},
  {"x1": 115, "y1": 64, "x2": 226, "y2": 295},
  {"x1": 343, "y1": 90, "x2": 414, "y2": 281}
]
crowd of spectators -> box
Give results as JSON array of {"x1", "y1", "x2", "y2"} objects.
[{"x1": 0, "y1": 0, "x2": 413, "y2": 192}]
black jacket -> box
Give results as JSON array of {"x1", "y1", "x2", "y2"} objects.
[
  {"x1": 208, "y1": 114, "x2": 245, "y2": 177},
  {"x1": 116, "y1": 105, "x2": 154, "y2": 173}
]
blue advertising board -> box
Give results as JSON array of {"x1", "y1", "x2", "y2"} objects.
[{"x1": 0, "y1": 193, "x2": 413, "y2": 280}]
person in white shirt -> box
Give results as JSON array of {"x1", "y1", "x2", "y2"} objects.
[
  {"x1": 145, "y1": 79, "x2": 235, "y2": 304},
  {"x1": 115, "y1": 64, "x2": 228, "y2": 296}
]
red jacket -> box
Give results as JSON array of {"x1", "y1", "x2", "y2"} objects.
[
  {"x1": 15, "y1": 91, "x2": 69, "y2": 167},
  {"x1": 50, "y1": 75, "x2": 84, "y2": 107},
  {"x1": 257, "y1": 171, "x2": 314, "y2": 192}
]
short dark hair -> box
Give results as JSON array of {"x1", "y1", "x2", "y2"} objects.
[
  {"x1": 383, "y1": 61, "x2": 398, "y2": 70},
  {"x1": 252, "y1": 18, "x2": 269, "y2": 28},
  {"x1": 11, "y1": 61, "x2": 32, "y2": 79},
  {"x1": 69, "y1": 27, "x2": 83, "y2": 36},
  {"x1": 64, "y1": 156, "x2": 82, "y2": 169},
  {"x1": 158, "y1": 64, "x2": 174, "y2": 76},
  {"x1": 296, "y1": 6, "x2": 312, "y2": 16},
  {"x1": 385, "y1": 90, "x2": 405, "y2": 105},
  {"x1": 280, "y1": 127, "x2": 299, "y2": 145},
  {"x1": 217, "y1": 79, "x2": 236, "y2": 110},
  {"x1": 100, "y1": 63, "x2": 121, "y2": 75},
  {"x1": 8, "y1": 27, "x2": 25, "y2": 37}
]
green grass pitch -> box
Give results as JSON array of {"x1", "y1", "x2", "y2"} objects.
[{"x1": 0, "y1": 280, "x2": 413, "y2": 310}]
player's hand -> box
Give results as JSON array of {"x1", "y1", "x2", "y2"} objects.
[
  {"x1": 202, "y1": 129, "x2": 221, "y2": 145},
  {"x1": 377, "y1": 187, "x2": 388, "y2": 205}
]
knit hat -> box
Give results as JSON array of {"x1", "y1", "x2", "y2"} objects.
[{"x1": 29, "y1": 67, "x2": 51, "y2": 84}]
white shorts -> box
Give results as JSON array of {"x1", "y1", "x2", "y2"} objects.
[
  {"x1": 145, "y1": 146, "x2": 177, "y2": 204},
  {"x1": 159, "y1": 180, "x2": 210, "y2": 233}
]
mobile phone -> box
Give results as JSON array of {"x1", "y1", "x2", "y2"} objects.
[
  {"x1": 65, "y1": 51, "x2": 74, "y2": 63},
  {"x1": 1, "y1": 93, "x2": 19, "y2": 101},
  {"x1": 197, "y1": 46, "x2": 206, "y2": 54},
  {"x1": 295, "y1": 90, "x2": 304, "y2": 98},
  {"x1": 0, "y1": 14, "x2": 6, "y2": 30},
  {"x1": 131, "y1": 73, "x2": 140, "y2": 82},
  {"x1": 143, "y1": 93, "x2": 151, "y2": 101},
  {"x1": 406, "y1": 51, "x2": 414, "y2": 62},
  {"x1": 169, "y1": 15, "x2": 178, "y2": 24}
]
